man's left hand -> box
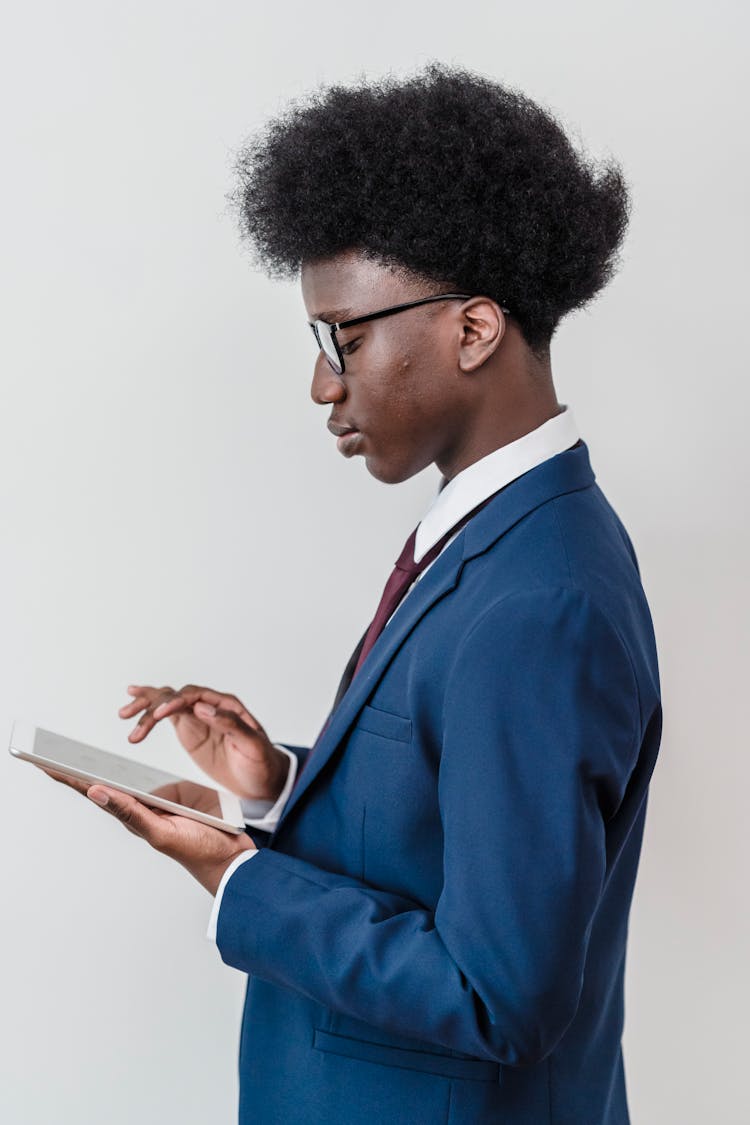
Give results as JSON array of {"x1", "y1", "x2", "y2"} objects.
[{"x1": 39, "y1": 767, "x2": 256, "y2": 896}]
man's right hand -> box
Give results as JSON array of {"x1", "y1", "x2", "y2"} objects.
[{"x1": 119, "y1": 684, "x2": 289, "y2": 803}]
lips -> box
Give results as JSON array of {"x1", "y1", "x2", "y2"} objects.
[
  {"x1": 335, "y1": 429, "x2": 363, "y2": 456},
  {"x1": 327, "y1": 420, "x2": 359, "y2": 437},
  {"x1": 327, "y1": 418, "x2": 363, "y2": 457}
]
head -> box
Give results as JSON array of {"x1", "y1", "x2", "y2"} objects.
[
  {"x1": 231, "y1": 63, "x2": 631, "y2": 483},
  {"x1": 300, "y1": 249, "x2": 535, "y2": 484}
]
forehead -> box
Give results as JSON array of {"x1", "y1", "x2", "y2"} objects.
[{"x1": 301, "y1": 250, "x2": 418, "y2": 322}]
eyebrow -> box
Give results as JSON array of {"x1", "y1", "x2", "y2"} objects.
[{"x1": 310, "y1": 307, "x2": 354, "y2": 324}]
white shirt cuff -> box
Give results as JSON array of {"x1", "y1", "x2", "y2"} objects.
[
  {"x1": 239, "y1": 744, "x2": 298, "y2": 830},
  {"x1": 206, "y1": 744, "x2": 298, "y2": 944},
  {"x1": 206, "y1": 849, "x2": 257, "y2": 941}
]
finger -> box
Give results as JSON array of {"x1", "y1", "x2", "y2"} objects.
[
  {"x1": 118, "y1": 695, "x2": 150, "y2": 718},
  {"x1": 39, "y1": 766, "x2": 91, "y2": 797},
  {"x1": 124, "y1": 685, "x2": 172, "y2": 710},
  {"x1": 151, "y1": 685, "x2": 215, "y2": 719},
  {"x1": 188, "y1": 690, "x2": 264, "y2": 734},
  {"x1": 127, "y1": 716, "x2": 160, "y2": 743},
  {"x1": 121, "y1": 685, "x2": 165, "y2": 724},
  {"x1": 86, "y1": 786, "x2": 172, "y2": 845},
  {"x1": 151, "y1": 685, "x2": 244, "y2": 721},
  {"x1": 127, "y1": 688, "x2": 179, "y2": 742},
  {"x1": 193, "y1": 705, "x2": 262, "y2": 746}
]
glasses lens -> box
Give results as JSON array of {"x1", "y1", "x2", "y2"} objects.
[{"x1": 314, "y1": 320, "x2": 343, "y2": 374}]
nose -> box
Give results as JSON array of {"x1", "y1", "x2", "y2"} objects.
[{"x1": 311, "y1": 353, "x2": 346, "y2": 405}]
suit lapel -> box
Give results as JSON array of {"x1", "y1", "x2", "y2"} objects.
[
  {"x1": 330, "y1": 628, "x2": 368, "y2": 713},
  {"x1": 273, "y1": 441, "x2": 595, "y2": 832},
  {"x1": 275, "y1": 539, "x2": 466, "y2": 828}
]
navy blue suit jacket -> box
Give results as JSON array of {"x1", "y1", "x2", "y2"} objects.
[{"x1": 217, "y1": 441, "x2": 662, "y2": 1124}]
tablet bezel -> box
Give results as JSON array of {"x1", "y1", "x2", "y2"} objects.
[{"x1": 9, "y1": 720, "x2": 247, "y2": 834}]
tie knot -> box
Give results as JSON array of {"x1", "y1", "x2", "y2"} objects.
[
  {"x1": 395, "y1": 520, "x2": 461, "y2": 582},
  {"x1": 394, "y1": 488, "x2": 505, "y2": 583}
]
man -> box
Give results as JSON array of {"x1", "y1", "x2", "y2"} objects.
[{"x1": 49, "y1": 64, "x2": 662, "y2": 1123}]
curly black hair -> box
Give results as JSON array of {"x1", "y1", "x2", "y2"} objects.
[{"x1": 231, "y1": 62, "x2": 631, "y2": 353}]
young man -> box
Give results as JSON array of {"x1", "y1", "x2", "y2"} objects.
[{"x1": 54, "y1": 64, "x2": 662, "y2": 1123}]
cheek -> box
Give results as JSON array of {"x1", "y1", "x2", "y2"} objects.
[
  {"x1": 389, "y1": 357, "x2": 448, "y2": 431},
  {"x1": 372, "y1": 333, "x2": 429, "y2": 408},
  {"x1": 353, "y1": 342, "x2": 411, "y2": 424},
  {"x1": 359, "y1": 330, "x2": 451, "y2": 442},
  {"x1": 370, "y1": 369, "x2": 427, "y2": 444},
  {"x1": 364, "y1": 372, "x2": 450, "y2": 484}
]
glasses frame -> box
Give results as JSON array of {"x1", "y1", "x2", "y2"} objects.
[{"x1": 308, "y1": 292, "x2": 511, "y2": 375}]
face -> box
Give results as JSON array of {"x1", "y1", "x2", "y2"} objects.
[{"x1": 300, "y1": 250, "x2": 482, "y2": 484}]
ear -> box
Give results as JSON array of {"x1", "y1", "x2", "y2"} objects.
[{"x1": 457, "y1": 297, "x2": 506, "y2": 373}]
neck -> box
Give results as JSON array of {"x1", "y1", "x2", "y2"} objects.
[{"x1": 437, "y1": 341, "x2": 561, "y2": 481}]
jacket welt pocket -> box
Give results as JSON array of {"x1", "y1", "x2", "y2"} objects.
[
  {"x1": 355, "y1": 704, "x2": 412, "y2": 744},
  {"x1": 312, "y1": 1028, "x2": 501, "y2": 1083}
]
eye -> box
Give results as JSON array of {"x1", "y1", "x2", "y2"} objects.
[{"x1": 340, "y1": 337, "x2": 361, "y2": 356}]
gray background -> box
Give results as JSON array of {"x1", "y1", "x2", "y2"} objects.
[{"x1": 1, "y1": 2, "x2": 747, "y2": 1122}]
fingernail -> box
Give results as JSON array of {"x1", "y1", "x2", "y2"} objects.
[
  {"x1": 153, "y1": 703, "x2": 167, "y2": 716},
  {"x1": 194, "y1": 703, "x2": 216, "y2": 717},
  {"x1": 88, "y1": 790, "x2": 109, "y2": 807}
]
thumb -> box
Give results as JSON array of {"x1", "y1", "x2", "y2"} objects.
[{"x1": 87, "y1": 785, "x2": 170, "y2": 845}]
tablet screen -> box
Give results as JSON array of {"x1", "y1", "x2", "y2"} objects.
[{"x1": 33, "y1": 727, "x2": 224, "y2": 818}]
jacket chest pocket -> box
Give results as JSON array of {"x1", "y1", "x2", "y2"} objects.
[{"x1": 354, "y1": 704, "x2": 412, "y2": 745}]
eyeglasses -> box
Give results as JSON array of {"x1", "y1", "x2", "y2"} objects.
[{"x1": 308, "y1": 293, "x2": 510, "y2": 375}]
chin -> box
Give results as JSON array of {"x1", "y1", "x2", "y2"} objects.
[{"x1": 364, "y1": 454, "x2": 426, "y2": 486}]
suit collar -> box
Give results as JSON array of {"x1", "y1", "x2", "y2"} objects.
[
  {"x1": 274, "y1": 441, "x2": 595, "y2": 833},
  {"x1": 462, "y1": 437, "x2": 593, "y2": 563},
  {"x1": 414, "y1": 405, "x2": 580, "y2": 562}
]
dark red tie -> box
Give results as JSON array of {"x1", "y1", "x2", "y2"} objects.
[
  {"x1": 296, "y1": 490, "x2": 500, "y2": 780},
  {"x1": 350, "y1": 516, "x2": 472, "y2": 680}
]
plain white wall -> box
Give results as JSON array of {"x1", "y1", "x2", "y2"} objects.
[{"x1": 1, "y1": 2, "x2": 747, "y2": 1121}]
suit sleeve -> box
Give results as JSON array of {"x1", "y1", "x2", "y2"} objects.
[{"x1": 215, "y1": 587, "x2": 640, "y2": 1066}]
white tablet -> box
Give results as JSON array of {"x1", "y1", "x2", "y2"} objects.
[{"x1": 9, "y1": 720, "x2": 246, "y2": 834}]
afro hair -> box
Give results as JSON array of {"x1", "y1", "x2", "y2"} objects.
[{"x1": 231, "y1": 62, "x2": 631, "y2": 353}]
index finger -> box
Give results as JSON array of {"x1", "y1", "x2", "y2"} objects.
[
  {"x1": 152, "y1": 686, "x2": 243, "y2": 720},
  {"x1": 120, "y1": 685, "x2": 169, "y2": 718},
  {"x1": 123, "y1": 685, "x2": 180, "y2": 742}
]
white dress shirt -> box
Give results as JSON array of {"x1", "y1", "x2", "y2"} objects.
[{"x1": 207, "y1": 405, "x2": 580, "y2": 941}]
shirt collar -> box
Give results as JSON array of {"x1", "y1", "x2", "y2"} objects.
[{"x1": 414, "y1": 405, "x2": 581, "y2": 563}]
